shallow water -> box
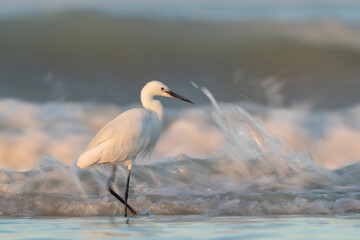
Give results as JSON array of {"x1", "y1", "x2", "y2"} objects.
[{"x1": 1, "y1": 215, "x2": 360, "y2": 239}]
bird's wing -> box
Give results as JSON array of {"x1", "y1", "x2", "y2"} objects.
[{"x1": 77, "y1": 108, "x2": 159, "y2": 168}]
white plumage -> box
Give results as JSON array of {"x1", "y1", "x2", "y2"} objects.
[
  {"x1": 76, "y1": 80, "x2": 193, "y2": 217},
  {"x1": 77, "y1": 108, "x2": 162, "y2": 169}
]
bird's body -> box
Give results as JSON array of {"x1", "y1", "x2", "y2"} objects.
[
  {"x1": 77, "y1": 81, "x2": 193, "y2": 217},
  {"x1": 77, "y1": 108, "x2": 162, "y2": 169}
]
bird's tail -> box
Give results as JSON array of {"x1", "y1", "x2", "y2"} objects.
[{"x1": 77, "y1": 143, "x2": 107, "y2": 169}]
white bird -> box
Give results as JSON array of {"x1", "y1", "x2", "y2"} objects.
[{"x1": 77, "y1": 81, "x2": 193, "y2": 217}]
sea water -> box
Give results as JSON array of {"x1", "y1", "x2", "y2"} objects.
[
  {"x1": 1, "y1": 215, "x2": 360, "y2": 239},
  {"x1": 1, "y1": 98, "x2": 360, "y2": 217}
]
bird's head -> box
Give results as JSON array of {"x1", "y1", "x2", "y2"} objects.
[{"x1": 143, "y1": 80, "x2": 194, "y2": 104}]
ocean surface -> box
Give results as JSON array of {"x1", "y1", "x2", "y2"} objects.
[
  {"x1": 1, "y1": 0, "x2": 360, "y2": 239},
  {"x1": 1, "y1": 215, "x2": 360, "y2": 239}
]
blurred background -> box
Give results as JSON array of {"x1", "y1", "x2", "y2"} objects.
[{"x1": 1, "y1": 0, "x2": 360, "y2": 109}]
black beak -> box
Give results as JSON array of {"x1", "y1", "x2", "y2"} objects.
[{"x1": 167, "y1": 90, "x2": 194, "y2": 104}]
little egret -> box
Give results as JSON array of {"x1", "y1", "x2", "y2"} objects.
[{"x1": 77, "y1": 81, "x2": 193, "y2": 217}]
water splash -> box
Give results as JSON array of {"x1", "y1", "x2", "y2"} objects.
[{"x1": 0, "y1": 97, "x2": 359, "y2": 216}]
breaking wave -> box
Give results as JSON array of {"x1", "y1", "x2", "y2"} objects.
[{"x1": 0, "y1": 96, "x2": 360, "y2": 216}]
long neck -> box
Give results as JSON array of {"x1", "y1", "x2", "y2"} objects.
[{"x1": 141, "y1": 90, "x2": 163, "y2": 120}]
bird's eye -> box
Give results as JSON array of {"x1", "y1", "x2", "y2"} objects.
[{"x1": 161, "y1": 87, "x2": 164, "y2": 91}]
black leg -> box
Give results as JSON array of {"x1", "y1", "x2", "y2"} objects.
[
  {"x1": 108, "y1": 166, "x2": 137, "y2": 216},
  {"x1": 124, "y1": 168, "x2": 132, "y2": 217}
]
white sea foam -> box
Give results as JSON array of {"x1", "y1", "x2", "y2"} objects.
[{"x1": 0, "y1": 97, "x2": 360, "y2": 216}]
